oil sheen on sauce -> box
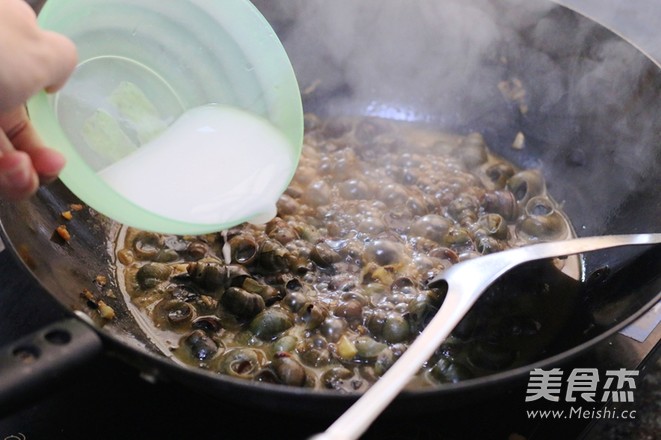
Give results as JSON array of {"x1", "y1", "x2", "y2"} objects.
[{"x1": 98, "y1": 104, "x2": 296, "y2": 225}]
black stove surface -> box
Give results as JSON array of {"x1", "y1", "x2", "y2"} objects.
[{"x1": 0, "y1": 250, "x2": 658, "y2": 440}]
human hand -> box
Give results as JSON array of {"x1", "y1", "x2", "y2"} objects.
[{"x1": 0, "y1": 0, "x2": 77, "y2": 201}]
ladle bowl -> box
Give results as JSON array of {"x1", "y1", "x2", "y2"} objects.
[{"x1": 313, "y1": 233, "x2": 661, "y2": 440}]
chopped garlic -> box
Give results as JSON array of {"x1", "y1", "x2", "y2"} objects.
[
  {"x1": 98, "y1": 301, "x2": 116, "y2": 320},
  {"x1": 55, "y1": 225, "x2": 71, "y2": 241},
  {"x1": 512, "y1": 131, "x2": 525, "y2": 150}
]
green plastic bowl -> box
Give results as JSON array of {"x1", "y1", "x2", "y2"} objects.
[{"x1": 28, "y1": 0, "x2": 303, "y2": 235}]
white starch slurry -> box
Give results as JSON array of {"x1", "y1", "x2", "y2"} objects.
[{"x1": 99, "y1": 105, "x2": 295, "y2": 226}]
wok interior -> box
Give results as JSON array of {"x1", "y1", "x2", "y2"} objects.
[{"x1": 1, "y1": 0, "x2": 660, "y2": 406}]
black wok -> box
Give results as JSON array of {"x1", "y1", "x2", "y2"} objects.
[{"x1": 1, "y1": 0, "x2": 660, "y2": 420}]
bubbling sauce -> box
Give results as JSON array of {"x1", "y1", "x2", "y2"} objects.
[
  {"x1": 113, "y1": 115, "x2": 578, "y2": 392},
  {"x1": 100, "y1": 104, "x2": 296, "y2": 225}
]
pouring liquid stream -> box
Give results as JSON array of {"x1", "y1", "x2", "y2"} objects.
[{"x1": 98, "y1": 104, "x2": 295, "y2": 226}]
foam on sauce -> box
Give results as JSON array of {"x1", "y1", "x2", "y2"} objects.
[{"x1": 99, "y1": 104, "x2": 296, "y2": 225}]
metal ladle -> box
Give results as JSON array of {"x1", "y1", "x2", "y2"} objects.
[{"x1": 311, "y1": 233, "x2": 661, "y2": 440}]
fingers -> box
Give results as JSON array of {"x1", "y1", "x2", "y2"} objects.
[
  {"x1": 22, "y1": 146, "x2": 66, "y2": 184},
  {"x1": 0, "y1": 147, "x2": 39, "y2": 201},
  {"x1": 0, "y1": 106, "x2": 66, "y2": 188},
  {"x1": 0, "y1": 0, "x2": 78, "y2": 108},
  {"x1": 0, "y1": 1, "x2": 74, "y2": 200},
  {"x1": 42, "y1": 30, "x2": 78, "y2": 93},
  {"x1": 0, "y1": 0, "x2": 75, "y2": 201}
]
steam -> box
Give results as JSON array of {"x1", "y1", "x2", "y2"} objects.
[
  {"x1": 254, "y1": 0, "x2": 661, "y2": 235},
  {"x1": 254, "y1": 0, "x2": 557, "y2": 122}
]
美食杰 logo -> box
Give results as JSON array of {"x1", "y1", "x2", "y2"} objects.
[{"x1": 524, "y1": 368, "x2": 639, "y2": 420}]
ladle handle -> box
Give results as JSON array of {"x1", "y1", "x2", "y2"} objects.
[{"x1": 310, "y1": 287, "x2": 478, "y2": 440}]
